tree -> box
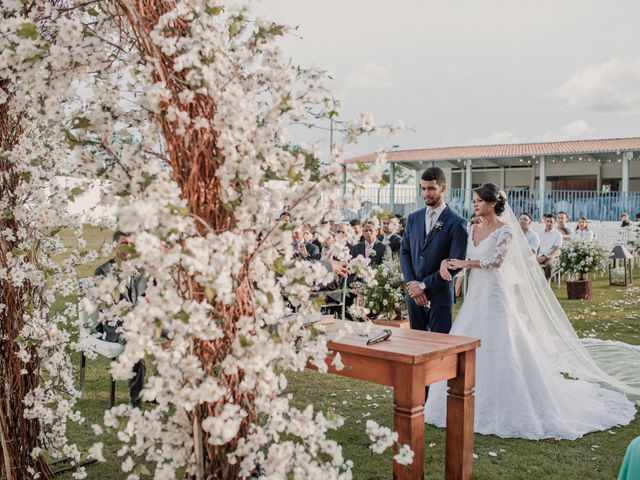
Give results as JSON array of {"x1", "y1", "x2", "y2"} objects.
[{"x1": 1, "y1": 1, "x2": 406, "y2": 478}]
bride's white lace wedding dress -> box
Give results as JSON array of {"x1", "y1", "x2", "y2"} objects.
[{"x1": 424, "y1": 219, "x2": 638, "y2": 440}]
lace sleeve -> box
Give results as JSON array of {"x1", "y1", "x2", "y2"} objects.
[{"x1": 480, "y1": 226, "x2": 513, "y2": 269}]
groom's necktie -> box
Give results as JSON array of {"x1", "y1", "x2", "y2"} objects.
[{"x1": 426, "y1": 210, "x2": 436, "y2": 238}]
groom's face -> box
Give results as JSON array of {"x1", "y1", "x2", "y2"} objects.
[{"x1": 421, "y1": 179, "x2": 446, "y2": 207}]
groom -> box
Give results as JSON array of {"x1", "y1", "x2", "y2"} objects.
[{"x1": 400, "y1": 167, "x2": 468, "y2": 334}]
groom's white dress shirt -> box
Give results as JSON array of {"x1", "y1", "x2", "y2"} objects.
[{"x1": 425, "y1": 202, "x2": 447, "y2": 236}]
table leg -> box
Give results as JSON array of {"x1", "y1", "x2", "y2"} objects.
[
  {"x1": 393, "y1": 363, "x2": 426, "y2": 480},
  {"x1": 445, "y1": 350, "x2": 476, "y2": 480}
]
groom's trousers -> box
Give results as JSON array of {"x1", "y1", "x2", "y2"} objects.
[{"x1": 406, "y1": 294, "x2": 452, "y2": 334}]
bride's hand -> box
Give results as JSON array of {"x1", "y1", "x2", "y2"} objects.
[
  {"x1": 440, "y1": 259, "x2": 452, "y2": 281},
  {"x1": 447, "y1": 258, "x2": 466, "y2": 270}
]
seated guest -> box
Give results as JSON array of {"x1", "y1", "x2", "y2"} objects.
[
  {"x1": 303, "y1": 223, "x2": 323, "y2": 256},
  {"x1": 635, "y1": 212, "x2": 640, "y2": 225},
  {"x1": 351, "y1": 220, "x2": 391, "y2": 267},
  {"x1": 320, "y1": 228, "x2": 336, "y2": 262},
  {"x1": 573, "y1": 216, "x2": 594, "y2": 241},
  {"x1": 349, "y1": 218, "x2": 364, "y2": 245},
  {"x1": 396, "y1": 215, "x2": 406, "y2": 237},
  {"x1": 519, "y1": 212, "x2": 540, "y2": 254},
  {"x1": 334, "y1": 222, "x2": 349, "y2": 243},
  {"x1": 345, "y1": 221, "x2": 390, "y2": 320},
  {"x1": 378, "y1": 217, "x2": 402, "y2": 253},
  {"x1": 293, "y1": 226, "x2": 320, "y2": 261},
  {"x1": 94, "y1": 231, "x2": 148, "y2": 407},
  {"x1": 537, "y1": 214, "x2": 563, "y2": 280},
  {"x1": 621, "y1": 212, "x2": 630, "y2": 228},
  {"x1": 556, "y1": 211, "x2": 572, "y2": 241}
]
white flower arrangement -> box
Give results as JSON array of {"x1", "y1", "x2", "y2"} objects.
[
  {"x1": 559, "y1": 240, "x2": 608, "y2": 281},
  {"x1": 357, "y1": 258, "x2": 407, "y2": 321}
]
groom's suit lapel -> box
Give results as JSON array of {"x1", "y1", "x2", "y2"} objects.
[
  {"x1": 421, "y1": 206, "x2": 451, "y2": 252},
  {"x1": 416, "y1": 207, "x2": 426, "y2": 248}
]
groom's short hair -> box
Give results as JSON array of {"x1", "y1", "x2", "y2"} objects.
[{"x1": 421, "y1": 167, "x2": 446, "y2": 185}]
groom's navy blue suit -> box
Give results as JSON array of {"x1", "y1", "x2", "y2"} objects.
[{"x1": 400, "y1": 206, "x2": 468, "y2": 333}]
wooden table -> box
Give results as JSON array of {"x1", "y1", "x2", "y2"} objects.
[{"x1": 318, "y1": 320, "x2": 480, "y2": 480}]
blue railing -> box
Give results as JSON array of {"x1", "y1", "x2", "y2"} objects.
[{"x1": 338, "y1": 187, "x2": 640, "y2": 221}]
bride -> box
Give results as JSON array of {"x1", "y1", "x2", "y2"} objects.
[{"x1": 424, "y1": 183, "x2": 639, "y2": 440}]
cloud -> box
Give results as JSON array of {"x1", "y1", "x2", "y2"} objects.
[
  {"x1": 534, "y1": 119, "x2": 595, "y2": 142},
  {"x1": 468, "y1": 120, "x2": 595, "y2": 145},
  {"x1": 345, "y1": 62, "x2": 394, "y2": 90},
  {"x1": 556, "y1": 57, "x2": 640, "y2": 112},
  {"x1": 468, "y1": 131, "x2": 523, "y2": 145}
]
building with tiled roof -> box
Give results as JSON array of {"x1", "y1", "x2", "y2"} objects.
[{"x1": 343, "y1": 137, "x2": 640, "y2": 220}]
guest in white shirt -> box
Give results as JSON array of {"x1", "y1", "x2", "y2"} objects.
[
  {"x1": 556, "y1": 211, "x2": 572, "y2": 241},
  {"x1": 519, "y1": 212, "x2": 540, "y2": 255},
  {"x1": 573, "y1": 216, "x2": 594, "y2": 242},
  {"x1": 537, "y1": 214, "x2": 563, "y2": 280}
]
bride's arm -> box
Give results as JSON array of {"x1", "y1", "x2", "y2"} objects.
[
  {"x1": 447, "y1": 258, "x2": 480, "y2": 269},
  {"x1": 448, "y1": 228, "x2": 513, "y2": 270}
]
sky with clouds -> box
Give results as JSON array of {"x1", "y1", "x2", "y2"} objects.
[{"x1": 255, "y1": 0, "x2": 640, "y2": 157}]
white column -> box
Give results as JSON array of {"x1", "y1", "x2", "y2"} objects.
[
  {"x1": 389, "y1": 163, "x2": 396, "y2": 214},
  {"x1": 415, "y1": 167, "x2": 422, "y2": 211},
  {"x1": 622, "y1": 151, "x2": 631, "y2": 193},
  {"x1": 465, "y1": 159, "x2": 472, "y2": 216},
  {"x1": 500, "y1": 167, "x2": 506, "y2": 189},
  {"x1": 538, "y1": 156, "x2": 546, "y2": 220}
]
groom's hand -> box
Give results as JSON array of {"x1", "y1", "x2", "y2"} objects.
[
  {"x1": 413, "y1": 292, "x2": 429, "y2": 307},
  {"x1": 406, "y1": 280, "x2": 425, "y2": 299}
]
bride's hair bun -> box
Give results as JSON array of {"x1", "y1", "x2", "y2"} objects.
[{"x1": 474, "y1": 183, "x2": 506, "y2": 215}]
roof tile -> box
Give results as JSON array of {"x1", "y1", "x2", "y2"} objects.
[{"x1": 346, "y1": 137, "x2": 640, "y2": 163}]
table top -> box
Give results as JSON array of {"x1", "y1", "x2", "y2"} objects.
[{"x1": 325, "y1": 320, "x2": 480, "y2": 365}]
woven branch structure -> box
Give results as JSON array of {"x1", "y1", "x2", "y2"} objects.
[
  {"x1": 0, "y1": 80, "x2": 53, "y2": 480},
  {"x1": 113, "y1": 3, "x2": 257, "y2": 477}
]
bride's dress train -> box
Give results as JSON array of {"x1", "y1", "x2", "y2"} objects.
[{"x1": 424, "y1": 219, "x2": 638, "y2": 440}]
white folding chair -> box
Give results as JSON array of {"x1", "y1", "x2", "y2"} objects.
[{"x1": 78, "y1": 303, "x2": 124, "y2": 408}]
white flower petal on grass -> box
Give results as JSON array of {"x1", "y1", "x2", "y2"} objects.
[
  {"x1": 88, "y1": 443, "x2": 105, "y2": 462},
  {"x1": 121, "y1": 457, "x2": 135, "y2": 473}
]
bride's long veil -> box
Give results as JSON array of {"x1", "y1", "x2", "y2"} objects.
[{"x1": 500, "y1": 203, "x2": 640, "y2": 402}]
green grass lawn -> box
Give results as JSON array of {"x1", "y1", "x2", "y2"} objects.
[{"x1": 55, "y1": 227, "x2": 640, "y2": 479}]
